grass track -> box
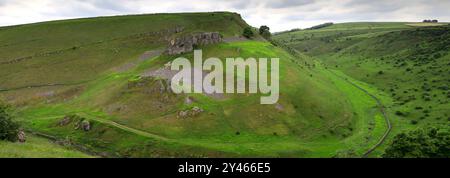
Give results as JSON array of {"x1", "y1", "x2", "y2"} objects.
[{"x1": 325, "y1": 68, "x2": 392, "y2": 157}]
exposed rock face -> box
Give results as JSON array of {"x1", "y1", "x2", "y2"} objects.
[
  {"x1": 18, "y1": 130, "x2": 26, "y2": 143},
  {"x1": 167, "y1": 32, "x2": 222, "y2": 55}
]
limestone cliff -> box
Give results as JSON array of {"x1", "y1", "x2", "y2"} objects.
[{"x1": 167, "y1": 32, "x2": 222, "y2": 55}]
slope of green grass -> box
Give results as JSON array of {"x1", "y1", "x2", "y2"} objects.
[
  {"x1": 10, "y1": 41, "x2": 362, "y2": 157},
  {"x1": 1, "y1": 15, "x2": 398, "y2": 157},
  {"x1": 274, "y1": 22, "x2": 450, "y2": 156},
  {"x1": 0, "y1": 135, "x2": 93, "y2": 158},
  {"x1": 273, "y1": 22, "x2": 413, "y2": 57},
  {"x1": 0, "y1": 12, "x2": 248, "y2": 90}
]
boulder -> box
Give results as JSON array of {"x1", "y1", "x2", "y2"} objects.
[
  {"x1": 18, "y1": 130, "x2": 26, "y2": 143},
  {"x1": 81, "y1": 120, "x2": 91, "y2": 131},
  {"x1": 177, "y1": 110, "x2": 189, "y2": 119}
]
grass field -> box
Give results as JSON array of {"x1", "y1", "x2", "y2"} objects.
[
  {"x1": 0, "y1": 135, "x2": 93, "y2": 158},
  {"x1": 406, "y1": 23, "x2": 448, "y2": 27}
]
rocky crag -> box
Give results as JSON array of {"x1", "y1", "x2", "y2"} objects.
[{"x1": 167, "y1": 32, "x2": 222, "y2": 55}]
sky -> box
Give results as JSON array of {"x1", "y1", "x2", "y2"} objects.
[{"x1": 0, "y1": 0, "x2": 449, "y2": 32}]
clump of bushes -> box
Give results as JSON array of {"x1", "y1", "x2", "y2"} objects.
[
  {"x1": 0, "y1": 102, "x2": 19, "y2": 142},
  {"x1": 259, "y1": 25, "x2": 271, "y2": 40},
  {"x1": 383, "y1": 127, "x2": 449, "y2": 158},
  {"x1": 243, "y1": 27, "x2": 254, "y2": 38}
]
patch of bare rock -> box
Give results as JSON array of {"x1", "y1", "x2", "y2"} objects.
[{"x1": 177, "y1": 106, "x2": 204, "y2": 119}]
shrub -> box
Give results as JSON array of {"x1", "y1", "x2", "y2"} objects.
[
  {"x1": 395, "y1": 111, "x2": 405, "y2": 116},
  {"x1": 243, "y1": 27, "x2": 254, "y2": 38},
  {"x1": 0, "y1": 102, "x2": 19, "y2": 142},
  {"x1": 259, "y1": 25, "x2": 271, "y2": 39}
]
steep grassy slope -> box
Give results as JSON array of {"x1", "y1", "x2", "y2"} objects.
[
  {"x1": 1, "y1": 13, "x2": 388, "y2": 157},
  {"x1": 0, "y1": 12, "x2": 248, "y2": 90},
  {"x1": 274, "y1": 22, "x2": 450, "y2": 156}
]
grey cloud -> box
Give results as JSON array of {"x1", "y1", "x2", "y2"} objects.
[
  {"x1": 0, "y1": 0, "x2": 449, "y2": 32},
  {"x1": 78, "y1": 0, "x2": 134, "y2": 12},
  {"x1": 265, "y1": 0, "x2": 315, "y2": 9},
  {"x1": 344, "y1": 0, "x2": 405, "y2": 13},
  {"x1": 0, "y1": 0, "x2": 13, "y2": 6}
]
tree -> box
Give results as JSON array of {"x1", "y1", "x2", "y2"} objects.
[
  {"x1": 0, "y1": 102, "x2": 19, "y2": 142},
  {"x1": 259, "y1": 25, "x2": 271, "y2": 40},
  {"x1": 383, "y1": 127, "x2": 449, "y2": 158},
  {"x1": 243, "y1": 27, "x2": 254, "y2": 38}
]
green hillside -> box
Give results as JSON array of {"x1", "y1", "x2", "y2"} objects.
[
  {"x1": 274, "y1": 22, "x2": 450, "y2": 156},
  {"x1": 0, "y1": 135, "x2": 93, "y2": 158},
  {"x1": 0, "y1": 14, "x2": 418, "y2": 157}
]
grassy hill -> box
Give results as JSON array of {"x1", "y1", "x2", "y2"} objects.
[
  {"x1": 274, "y1": 22, "x2": 450, "y2": 156},
  {"x1": 0, "y1": 13, "x2": 405, "y2": 157}
]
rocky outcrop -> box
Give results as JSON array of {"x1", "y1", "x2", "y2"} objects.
[
  {"x1": 177, "y1": 106, "x2": 204, "y2": 119},
  {"x1": 167, "y1": 32, "x2": 222, "y2": 55}
]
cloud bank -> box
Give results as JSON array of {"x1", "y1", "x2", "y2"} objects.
[{"x1": 0, "y1": 0, "x2": 449, "y2": 32}]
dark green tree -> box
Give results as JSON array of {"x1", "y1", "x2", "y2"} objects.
[
  {"x1": 0, "y1": 102, "x2": 19, "y2": 142},
  {"x1": 383, "y1": 127, "x2": 449, "y2": 158},
  {"x1": 259, "y1": 25, "x2": 271, "y2": 40},
  {"x1": 243, "y1": 27, "x2": 254, "y2": 39}
]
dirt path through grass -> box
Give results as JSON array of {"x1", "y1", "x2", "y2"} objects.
[{"x1": 77, "y1": 113, "x2": 171, "y2": 141}]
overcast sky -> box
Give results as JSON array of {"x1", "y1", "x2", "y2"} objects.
[{"x1": 0, "y1": 0, "x2": 449, "y2": 32}]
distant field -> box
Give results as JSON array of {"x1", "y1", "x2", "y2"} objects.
[
  {"x1": 0, "y1": 135, "x2": 93, "y2": 158},
  {"x1": 406, "y1": 23, "x2": 448, "y2": 27}
]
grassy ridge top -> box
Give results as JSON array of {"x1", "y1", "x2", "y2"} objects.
[{"x1": 0, "y1": 12, "x2": 247, "y2": 61}]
